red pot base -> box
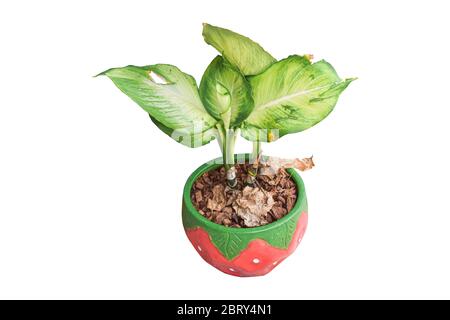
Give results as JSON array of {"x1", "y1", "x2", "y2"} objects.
[{"x1": 185, "y1": 212, "x2": 308, "y2": 277}]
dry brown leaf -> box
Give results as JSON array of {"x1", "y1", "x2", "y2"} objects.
[
  {"x1": 206, "y1": 184, "x2": 226, "y2": 211},
  {"x1": 259, "y1": 156, "x2": 315, "y2": 176},
  {"x1": 232, "y1": 186, "x2": 275, "y2": 227}
]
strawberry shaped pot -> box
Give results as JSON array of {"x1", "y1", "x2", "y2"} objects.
[{"x1": 182, "y1": 156, "x2": 308, "y2": 277}]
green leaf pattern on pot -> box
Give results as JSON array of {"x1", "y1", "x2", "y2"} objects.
[
  {"x1": 98, "y1": 64, "x2": 217, "y2": 145},
  {"x1": 184, "y1": 201, "x2": 305, "y2": 260},
  {"x1": 202, "y1": 23, "x2": 276, "y2": 76},
  {"x1": 265, "y1": 214, "x2": 298, "y2": 248},
  {"x1": 199, "y1": 56, "x2": 254, "y2": 128},
  {"x1": 208, "y1": 232, "x2": 243, "y2": 260},
  {"x1": 242, "y1": 55, "x2": 355, "y2": 141}
]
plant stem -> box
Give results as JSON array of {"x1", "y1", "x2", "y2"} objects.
[
  {"x1": 251, "y1": 140, "x2": 261, "y2": 163},
  {"x1": 226, "y1": 129, "x2": 238, "y2": 167},
  {"x1": 247, "y1": 140, "x2": 261, "y2": 186},
  {"x1": 216, "y1": 124, "x2": 226, "y2": 168},
  {"x1": 218, "y1": 125, "x2": 237, "y2": 188}
]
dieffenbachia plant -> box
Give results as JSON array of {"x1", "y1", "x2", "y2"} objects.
[{"x1": 97, "y1": 23, "x2": 355, "y2": 187}]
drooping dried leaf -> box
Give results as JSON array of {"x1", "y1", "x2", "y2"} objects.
[{"x1": 259, "y1": 156, "x2": 315, "y2": 176}]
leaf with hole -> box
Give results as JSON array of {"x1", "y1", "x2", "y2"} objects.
[{"x1": 98, "y1": 64, "x2": 217, "y2": 146}]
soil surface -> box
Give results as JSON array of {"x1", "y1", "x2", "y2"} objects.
[{"x1": 191, "y1": 163, "x2": 297, "y2": 228}]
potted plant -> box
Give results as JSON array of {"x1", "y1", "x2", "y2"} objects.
[{"x1": 97, "y1": 23, "x2": 355, "y2": 277}]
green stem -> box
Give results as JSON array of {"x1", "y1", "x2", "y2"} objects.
[
  {"x1": 217, "y1": 124, "x2": 237, "y2": 187},
  {"x1": 226, "y1": 129, "x2": 237, "y2": 168},
  {"x1": 216, "y1": 124, "x2": 226, "y2": 168},
  {"x1": 246, "y1": 140, "x2": 261, "y2": 186},
  {"x1": 251, "y1": 140, "x2": 261, "y2": 163}
]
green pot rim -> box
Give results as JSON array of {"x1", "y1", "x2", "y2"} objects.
[{"x1": 183, "y1": 154, "x2": 307, "y2": 235}]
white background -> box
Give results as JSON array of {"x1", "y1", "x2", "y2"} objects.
[{"x1": 1, "y1": 0, "x2": 449, "y2": 299}]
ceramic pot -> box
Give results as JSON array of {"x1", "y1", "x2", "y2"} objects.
[{"x1": 182, "y1": 155, "x2": 308, "y2": 277}]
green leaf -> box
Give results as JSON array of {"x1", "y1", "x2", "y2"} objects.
[
  {"x1": 199, "y1": 56, "x2": 254, "y2": 128},
  {"x1": 98, "y1": 64, "x2": 217, "y2": 142},
  {"x1": 149, "y1": 115, "x2": 216, "y2": 148},
  {"x1": 208, "y1": 230, "x2": 244, "y2": 260},
  {"x1": 267, "y1": 216, "x2": 298, "y2": 248},
  {"x1": 202, "y1": 23, "x2": 276, "y2": 76},
  {"x1": 242, "y1": 55, "x2": 355, "y2": 141}
]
